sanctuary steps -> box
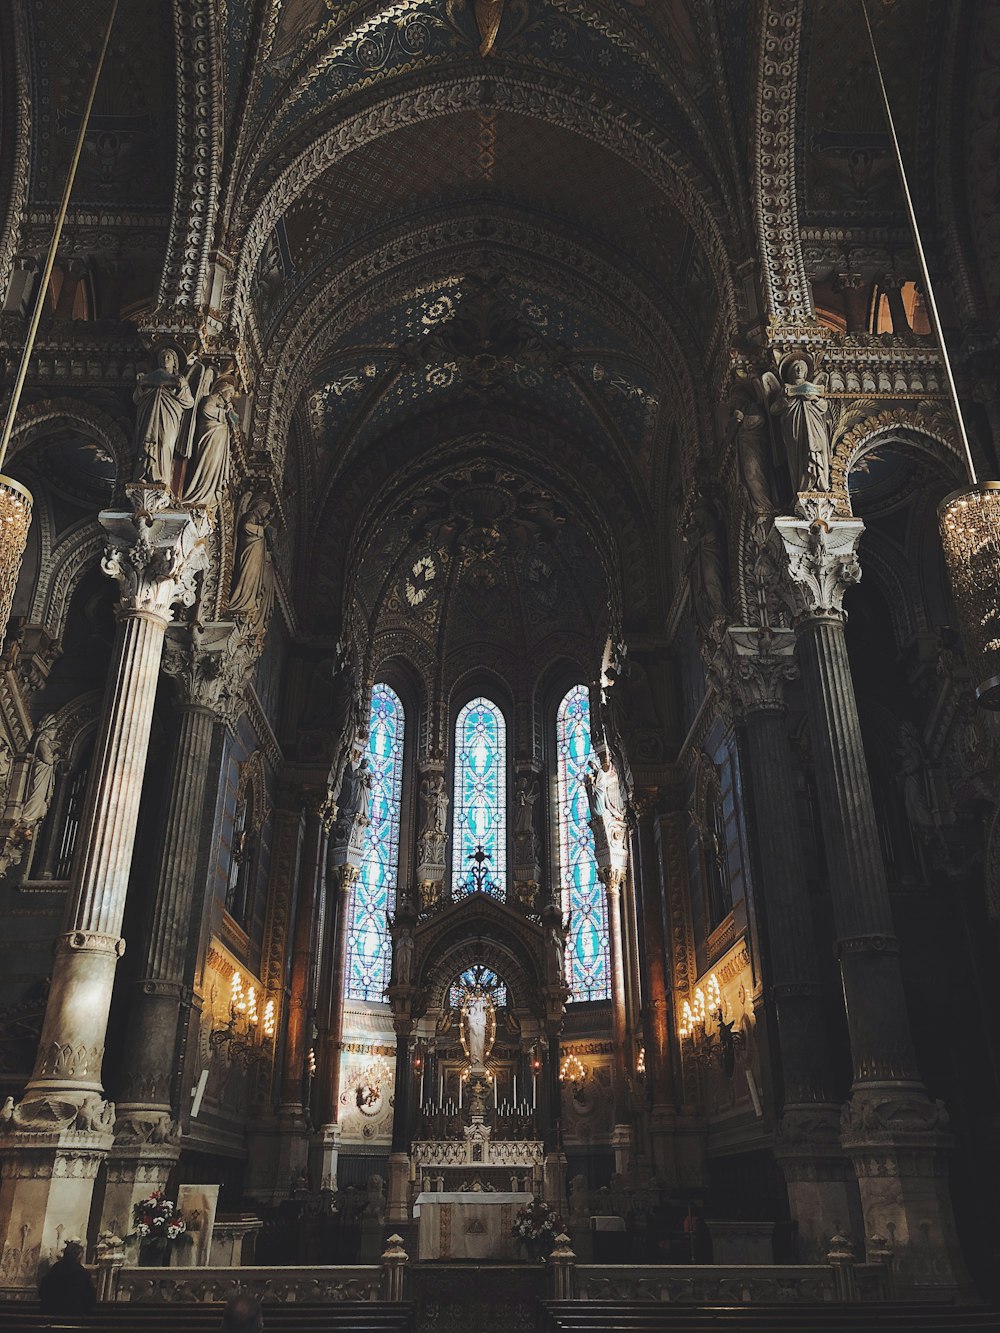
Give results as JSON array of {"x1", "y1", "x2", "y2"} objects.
[
  {"x1": 0, "y1": 1301, "x2": 415, "y2": 1332},
  {"x1": 541, "y1": 1301, "x2": 1000, "y2": 1333}
]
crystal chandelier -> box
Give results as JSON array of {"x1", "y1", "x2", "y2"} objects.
[
  {"x1": 0, "y1": 0, "x2": 118, "y2": 644},
  {"x1": 863, "y1": 0, "x2": 1000, "y2": 708}
]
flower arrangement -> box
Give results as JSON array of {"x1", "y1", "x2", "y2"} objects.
[
  {"x1": 511, "y1": 1197, "x2": 565, "y2": 1261},
  {"x1": 129, "y1": 1191, "x2": 188, "y2": 1264}
]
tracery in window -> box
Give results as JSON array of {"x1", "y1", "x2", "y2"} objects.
[
  {"x1": 556, "y1": 685, "x2": 610, "y2": 1001},
  {"x1": 452, "y1": 697, "x2": 506, "y2": 900},
  {"x1": 345, "y1": 683, "x2": 404, "y2": 1002}
]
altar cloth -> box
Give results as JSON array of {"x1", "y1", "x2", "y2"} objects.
[{"x1": 413, "y1": 1191, "x2": 533, "y2": 1260}]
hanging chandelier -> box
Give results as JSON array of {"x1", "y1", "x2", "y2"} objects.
[
  {"x1": 0, "y1": 0, "x2": 118, "y2": 646},
  {"x1": 862, "y1": 0, "x2": 1000, "y2": 707}
]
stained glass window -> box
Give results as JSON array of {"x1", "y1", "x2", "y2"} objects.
[
  {"x1": 448, "y1": 965, "x2": 508, "y2": 1009},
  {"x1": 345, "y1": 683, "x2": 404, "y2": 1002},
  {"x1": 557, "y1": 685, "x2": 610, "y2": 1001},
  {"x1": 452, "y1": 698, "x2": 507, "y2": 900}
]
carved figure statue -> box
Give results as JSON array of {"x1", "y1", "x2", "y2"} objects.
[
  {"x1": 0, "y1": 736, "x2": 13, "y2": 804},
  {"x1": 728, "y1": 389, "x2": 774, "y2": 543},
  {"x1": 329, "y1": 647, "x2": 361, "y2": 802},
  {"x1": 420, "y1": 772, "x2": 449, "y2": 835},
  {"x1": 228, "y1": 494, "x2": 275, "y2": 634},
  {"x1": 336, "y1": 755, "x2": 371, "y2": 837},
  {"x1": 586, "y1": 754, "x2": 624, "y2": 828},
  {"x1": 393, "y1": 926, "x2": 414, "y2": 985},
  {"x1": 514, "y1": 775, "x2": 539, "y2": 835},
  {"x1": 460, "y1": 990, "x2": 496, "y2": 1071},
  {"x1": 133, "y1": 347, "x2": 197, "y2": 489},
  {"x1": 183, "y1": 380, "x2": 238, "y2": 509},
  {"x1": 685, "y1": 491, "x2": 728, "y2": 638},
  {"x1": 547, "y1": 921, "x2": 566, "y2": 984},
  {"x1": 764, "y1": 358, "x2": 833, "y2": 494},
  {"x1": 21, "y1": 715, "x2": 59, "y2": 826}
]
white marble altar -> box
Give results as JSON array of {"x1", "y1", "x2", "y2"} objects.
[{"x1": 414, "y1": 1190, "x2": 532, "y2": 1260}]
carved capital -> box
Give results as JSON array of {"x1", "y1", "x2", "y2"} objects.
[
  {"x1": 725, "y1": 625, "x2": 798, "y2": 714},
  {"x1": 774, "y1": 499, "x2": 864, "y2": 624},
  {"x1": 100, "y1": 487, "x2": 209, "y2": 622},
  {"x1": 162, "y1": 619, "x2": 259, "y2": 719}
]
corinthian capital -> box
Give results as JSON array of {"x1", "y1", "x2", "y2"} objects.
[
  {"x1": 726, "y1": 624, "x2": 798, "y2": 714},
  {"x1": 774, "y1": 497, "x2": 863, "y2": 624},
  {"x1": 100, "y1": 486, "x2": 209, "y2": 622},
  {"x1": 162, "y1": 620, "x2": 259, "y2": 720}
]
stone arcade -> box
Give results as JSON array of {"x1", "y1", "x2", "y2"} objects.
[{"x1": 0, "y1": 0, "x2": 999, "y2": 1327}]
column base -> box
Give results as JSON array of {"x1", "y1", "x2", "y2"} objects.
[
  {"x1": 842, "y1": 1089, "x2": 971, "y2": 1294},
  {"x1": 649, "y1": 1104, "x2": 678, "y2": 1186},
  {"x1": 99, "y1": 1139, "x2": 181, "y2": 1242},
  {"x1": 0, "y1": 1127, "x2": 112, "y2": 1292},
  {"x1": 309, "y1": 1123, "x2": 340, "y2": 1193},
  {"x1": 610, "y1": 1123, "x2": 633, "y2": 1177},
  {"x1": 270, "y1": 1106, "x2": 311, "y2": 1198},
  {"x1": 386, "y1": 1151, "x2": 410, "y2": 1225},
  {"x1": 543, "y1": 1151, "x2": 568, "y2": 1211},
  {"x1": 774, "y1": 1103, "x2": 861, "y2": 1261}
]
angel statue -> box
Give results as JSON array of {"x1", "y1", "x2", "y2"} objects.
[
  {"x1": 133, "y1": 347, "x2": 197, "y2": 490},
  {"x1": 763, "y1": 357, "x2": 833, "y2": 494}
]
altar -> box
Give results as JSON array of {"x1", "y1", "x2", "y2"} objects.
[{"x1": 414, "y1": 1190, "x2": 533, "y2": 1260}]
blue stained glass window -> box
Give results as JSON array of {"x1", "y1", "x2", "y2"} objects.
[
  {"x1": 448, "y1": 965, "x2": 508, "y2": 1009},
  {"x1": 557, "y1": 685, "x2": 610, "y2": 1001},
  {"x1": 346, "y1": 683, "x2": 404, "y2": 1002},
  {"x1": 452, "y1": 698, "x2": 507, "y2": 900}
]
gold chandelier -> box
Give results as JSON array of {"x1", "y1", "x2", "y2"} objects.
[
  {"x1": 863, "y1": 0, "x2": 1000, "y2": 708},
  {"x1": 0, "y1": 0, "x2": 118, "y2": 645}
]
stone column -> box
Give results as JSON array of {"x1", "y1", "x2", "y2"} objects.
[
  {"x1": 726, "y1": 624, "x2": 858, "y2": 1259},
  {"x1": 776, "y1": 499, "x2": 966, "y2": 1288},
  {"x1": 386, "y1": 1019, "x2": 413, "y2": 1225},
  {"x1": 601, "y1": 868, "x2": 633, "y2": 1171},
  {"x1": 102, "y1": 622, "x2": 251, "y2": 1235},
  {"x1": 632, "y1": 796, "x2": 678, "y2": 1181},
  {"x1": 274, "y1": 795, "x2": 328, "y2": 1185},
  {"x1": 0, "y1": 490, "x2": 206, "y2": 1283},
  {"x1": 311, "y1": 862, "x2": 358, "y2": 1190}
]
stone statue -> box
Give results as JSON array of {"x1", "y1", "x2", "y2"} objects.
[
  {"x1": 133, "y1": 347, "x2": 197, "y2": 490},
  {"x1": 764, "y1": 358, "x2": 833, "y2": 494},
  {"x1": 514, "y1": 775, "x2": 539, "y2": 835},
  {"x1": 336, "y1": 755, "x2": 371, "y2": 836},
  {"x1": 585, "y1": 754, "x2": 625, "y2": 828},
  {"x1": 329, "y1": 647, "x2": 361, "y2": 802},
  {"x1": 21, "y1": 715, "x2": 59, "y2": 826},
  {"x1": 420, "y1": 772, "x2": 449, "y2": 835},
  {"x1": 684, "y1": 491, "x2": 728, "y2": 639},
  {"x1": 728, "y1": 389, "x2": 774, "y2": 543},
  {"x1": 0, "y1": 736, "x2": 13, "y2": 804},
  {"x1": 228, "y1": 493, "x2": 275, "y2": 634},
  {"x1": 547, "y1": 921, "x2": 565, "y2": 984},
  {"x1": 183, "y1": 379, "x2": 238, "y2": 509},
  {"x1": 460, "y1": 990, "x2": 495, "y2": 1071},
  {"x1": 393, "y1": 926, "x2": 414, "y2": 985}
]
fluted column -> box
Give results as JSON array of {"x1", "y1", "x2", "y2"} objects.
[
  {"x1": 632, "y1": 797, "x2": 673, "y2": 1109},
  {"x1": 726, "y1": 624, "x2": 858, "y2": 1258},
  {"x1": 777, "y1": 499, "x2": 966, "y2": 1288},
  {"x1": 310, "y1": 863, "x2": 357, "y2": 1189},
  {"x1": 386, "y1": 1018, "x2": 413, "y2": 1225},
  {"x1": 601, "y1": 868, "x2": 633, "y2": 1170},
  {"x1": 279, "y1": 798, "x2": 328, "y2": 1118},
  {"x1": 0, "y1": 489, "x2": 206, "y2": 1282}
]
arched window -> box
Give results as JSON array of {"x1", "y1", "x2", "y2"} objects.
[
  {"x1": 346, "y1": 683, "x2": 404, "y2": 1002},
  {"x1": 452, "y1": 697, "x2": 506, "y2": 900},
  {"x1": 556, "y1": 685, "x2": 610, "y2": 1001}
]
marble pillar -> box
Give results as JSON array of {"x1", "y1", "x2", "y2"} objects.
[
  {"x1": 311, "y1": 863, "x2": 357, "y2": 1190},
  {"x1": 601, "y1": 868, "x2": 633, "y2": 1166},
  {"x1": 387, "y1": 1022, "x2": 412, "y2": 1225},
  {"x1": 103, "y1": 623, "x2": 249, "y2": 1234},
  {"x1": 776, "y1": 499, "x2": 966, "y2": 1289},
  {"x1": 0, "y1": 490, "x2": 207, "y2": 1284},
  {"x1": 274, "y1": 796, "x2": 328, "y2": 1186},
  {"x1": 726, "y1": 624, "x2": 858, "y2": 1259}
]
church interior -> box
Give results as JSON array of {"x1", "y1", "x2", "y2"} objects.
[{"x1": 1, "y1": 0, "x2": 1000, "y2": 1329}]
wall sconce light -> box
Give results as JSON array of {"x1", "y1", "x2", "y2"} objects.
[
  {"x1": 635, "y1": 1045, "x2": 646, "y2": 1076},
  {"x1": 209, "y1": 970, "x2": 271, "y2": 1067},
  {"x1": 307, "y1": 1046, "x2": 317, "y2": 1077},
  {"x1": 678, "y1": 972, "x2": 744, "y2": 1077}
]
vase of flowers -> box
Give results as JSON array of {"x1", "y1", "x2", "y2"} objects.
[
  {"x1": 511, "y1": 1197, "x2": 564, "y2": 1262},
  {"x1": 130, "y1": 1191, "x2": 188, "y2": 1266}
]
